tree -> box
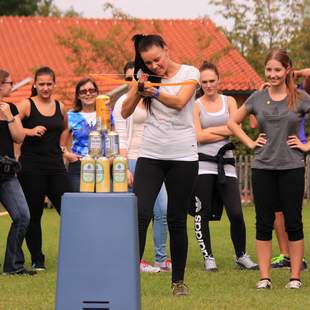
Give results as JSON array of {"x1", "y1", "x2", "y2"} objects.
[
  {"x1": 0, "y1": 0, "x2": 81, "y2": 17},
  {"x1": 57, "y1": 2, "x2": 145, "y2": 75},
  {"x1": 36, "y1": 0, "x2": 82, "y2": 17},
  {"x1": 0, "y1": 0, "x2": 39, "y2": 16},
  {"x1": 210, "y1": 0, "x2": 304, "y2": 76}
]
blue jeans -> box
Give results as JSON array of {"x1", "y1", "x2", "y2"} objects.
[
  {"x1": 128, "y1": 159, "x2": 168, "y2": 263},
  {"x1": 0, "y1": 176, "x2": 30, "y2": 272}
]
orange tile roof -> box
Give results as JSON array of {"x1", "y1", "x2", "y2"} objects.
[{"x1": 0, "y1": 16, "x2": 262, "y2": 105}]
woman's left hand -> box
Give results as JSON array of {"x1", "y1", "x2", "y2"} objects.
[
  {"x1": 0, "y1": 102, "x2": 14, "y2": 121},
  {"x1": 287, "y1": 135, "x2": 309, "y2": 152},
  {"x1": 140, "y1": 86, "x2": 158, "y2": 98}
]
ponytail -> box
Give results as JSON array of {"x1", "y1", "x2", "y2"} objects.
[
  {"x1": 31, "y1": 85, "x2": 37, "y2": 97},
  {"x1": 286, "y1": 69, "x2": 297, "y2": 111}
]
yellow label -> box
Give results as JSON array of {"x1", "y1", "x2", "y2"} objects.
[
  {"x1": 80, "y1": 160, "x2": 95, "y2": 192},
  {"x1": 112, "y1": 157, "x2": 128, "y2": 192},
  {"x1": 95, "y1": 158, "x2": 110, "y2": 192}
]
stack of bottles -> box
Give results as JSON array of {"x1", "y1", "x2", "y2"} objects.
[{"x1": 80, "y1": 95, "x2": 128, "y2": 193}]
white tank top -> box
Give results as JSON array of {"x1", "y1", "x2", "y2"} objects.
[{"x1": 197, "y1": 95, "x2": 237, "y2": 178}]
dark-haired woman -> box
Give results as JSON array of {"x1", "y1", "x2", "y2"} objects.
[
  {"x1": 0, "y1": 69, "x2": 36, "y2": 275},
  {"x1": 192, "y1": 62, "x2": 257, "y2": 272},
  {"x1": 228, "y1": 49, "x2": 310, "y2": 289},
  {"x1": 60, "y1": 78, "x2": 114, "y2": 191},
  {"x1": 18, "y1": 67, "x2": 71, "y2": 271},
  {"x1": 122, "y1": 34, "x2": 200, "y2": 296}
]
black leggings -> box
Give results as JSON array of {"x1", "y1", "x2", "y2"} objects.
[
  {"x1": 252, "y1": 168, "x2": 304, "y2": 241},
  {"x1": 193, "y1": 174, "x2": 246, "y2": 259},
  {"x1": 134, "y1": 157, "x2": 198, "y2": 282},
  {"x1": 18, "y1": 172, "x2": 71, "y2": 264}
]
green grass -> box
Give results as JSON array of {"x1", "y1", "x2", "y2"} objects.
[{"x1": 1, "y1": 204, "x2": 310, "y2": 309}]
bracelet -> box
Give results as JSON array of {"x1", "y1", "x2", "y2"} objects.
[
  {"x1": 7, "y1": 117, "x2": 15, "y2": 124},
  {"x1": 153, "y1": 88, "x2": 160, "y2": 98}
]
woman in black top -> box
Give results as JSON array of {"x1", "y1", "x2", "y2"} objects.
[
  {"x1": 18, "y1": 67, "x2": 71, "y2": 271},
  {"x1": 0, "y1": 69, "x2": 35, "y2": 275}
]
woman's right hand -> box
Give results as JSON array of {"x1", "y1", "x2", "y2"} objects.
[
  {"x1": 29, "y1": 125, "x2": 47, "y2": 137},
  {"x1": 127, "y1": 169, "x2": 134, "y2": 187},
  {"x1": 249, "y1": 133, "x2": 267, "y2": 150},
  {"x1": 64, "y1": 152, "x2": 81, "y2": 163}
]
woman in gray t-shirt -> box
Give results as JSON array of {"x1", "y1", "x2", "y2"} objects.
[
  {"x1": 122, "y1": 34, "x2": 199, "y2": 296},
  {"x1": 228, "y1": 49, "x2": 310, "y2": 290}
]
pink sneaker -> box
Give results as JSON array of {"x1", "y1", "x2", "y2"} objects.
[
  {"x1": 140, "y1": 260, "x2": 160, "y2": 273},
  {"x1": 154, "y1": 259, "x2": 172, "y2": 272}
]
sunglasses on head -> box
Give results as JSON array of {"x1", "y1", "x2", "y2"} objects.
[
  {"x1": 79, "y1": 88, "x2": 97, "y2": 96},
  {"x1": 124, "y1": 76, "x2": 133, "y2": 81}
]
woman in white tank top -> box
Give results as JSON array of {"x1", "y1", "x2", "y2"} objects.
[{"x1": 190, "y1": 61, "x2": 257, "y2": 272}]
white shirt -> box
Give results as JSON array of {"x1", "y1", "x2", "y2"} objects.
[{"x1": 140, "y1": 64, "x2": 200, "y2": 161}]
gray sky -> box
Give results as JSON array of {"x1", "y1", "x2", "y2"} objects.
[{"x1": 54, "y1": 0, "x2": 226, "y2": 26}]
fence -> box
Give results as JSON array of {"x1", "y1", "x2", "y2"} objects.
[{"x1": 236, "y1": 155, "x2": 310, "y2": 204}]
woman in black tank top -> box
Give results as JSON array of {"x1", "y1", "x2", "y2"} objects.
[{"x1": 18, "y1": 67, "x2": 71, "y2": 271}]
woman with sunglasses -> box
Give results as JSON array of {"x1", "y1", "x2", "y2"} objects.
[
  {"x1": 122, "y1": 34, "x2": 200, "y2": 296},
  {"x1": 114, "y1": 61, "x2": 170, "y2": 273},
  {"x1": 0, "y1": 69, "x2": 36, "y2": 275},
  {"x1": 18, "y1": 66, "x2": 71, "y2": 271},
  {"x1": 60, "y1": 78, "x2": 114, "y2": 191}
]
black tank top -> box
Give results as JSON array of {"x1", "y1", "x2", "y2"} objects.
[{"x1": 20, "y1": 98, "x2": 66, "y2": 174}]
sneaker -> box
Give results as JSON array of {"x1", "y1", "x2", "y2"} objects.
[
  {"x1": 171, "y1": 281, "x2": 189, "y2": 296},
  {"x1": 204, "y1": 255, "x2": 218, "y2": 272},
  {"x1": 236, "y1": 253, "x2": 258, "y2": 270},
  {"x1": 140, "y1": 260, "x2": 160, "y2": 273},
  {"x1": 154, "y1": 259, "x2": 172, "y2": 272},
  {"x1": 256, "y1": 279, "x2": 272, "y2": 289},
  {"x1": 285, "y1": 279, "x2": 302, "y2": 289},
  {"x1": 271, "y1": 254, "x2": 290, "y2": 269},
  {"x1": 2, "y1": 268, "x2": 37, "y2": 276},
  {"x1": 31, "y1": 262, "x2": 46, "y2": 271}
]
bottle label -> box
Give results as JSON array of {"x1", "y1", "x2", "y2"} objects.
[
  {"x1": 89, "y1": 134, "x2": 102, "y2": 157},
  {"x1": 113, "y1": 162, "x2": 126, "y2": 183},
  {"x1": 82, "y1": 162, "x2": 95, "y2": 183},
  {"x1": 95, "y1": 162, "x2": 104, "y2": 183}
]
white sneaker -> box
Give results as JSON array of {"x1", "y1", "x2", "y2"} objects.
[
  {"x1": 285, "y1": 279, "x2": 302, "y2": 289},
  {"x1": 236, "y1": 253, "x2": 258, "y2": 270},
  {"x1": 204, "y1": 255, "x2": 218, "y2": 272},
  {"x1": 140, "y1": 260, "x2": 160, "y2": 273},
  {"x1": 256, "y1": 279, "x2": 272, "y2": 289},
  {"x1": 154, "y1": 259, "x2": 172, "y2": 272}
]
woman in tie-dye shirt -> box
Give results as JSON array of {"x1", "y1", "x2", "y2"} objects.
[{"x1": 61, "y1": 78, "x2": 114, "y2": 191}]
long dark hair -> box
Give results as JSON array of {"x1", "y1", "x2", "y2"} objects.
[
  {"x1": 73, "y1": 78, "x2": 99, "y2": 112},
  {"x1": 132, "y1": 34, "x2": 166, "y2": 108},
  {"x1": 264, "y1": 49, "x2": 298, "y2": 110},
  {"x1": 196, "y1": 61, "x2": 220, "y2": 99},
  {"x1": 31, "y1": 66, "x2": 56, "y2": 97}
]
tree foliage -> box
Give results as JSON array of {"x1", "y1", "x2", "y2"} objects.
[
  {"x1": 210, "y1": 0, "x2": 305, "y2": 76},
  {"x1": 0, "y1": 0, "x2": 81, "y2": 17},
  {"x1": 0, "y1": 0, "x2": 39, "y2": 16}
]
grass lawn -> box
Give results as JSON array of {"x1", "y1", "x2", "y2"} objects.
[{"x1": 1, "y1": 203, "x2": 310, "y2": 309}]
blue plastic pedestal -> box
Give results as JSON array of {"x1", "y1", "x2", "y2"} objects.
[{"x1": 55, "y1": 193, "x2": 140, "y2": 310}]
